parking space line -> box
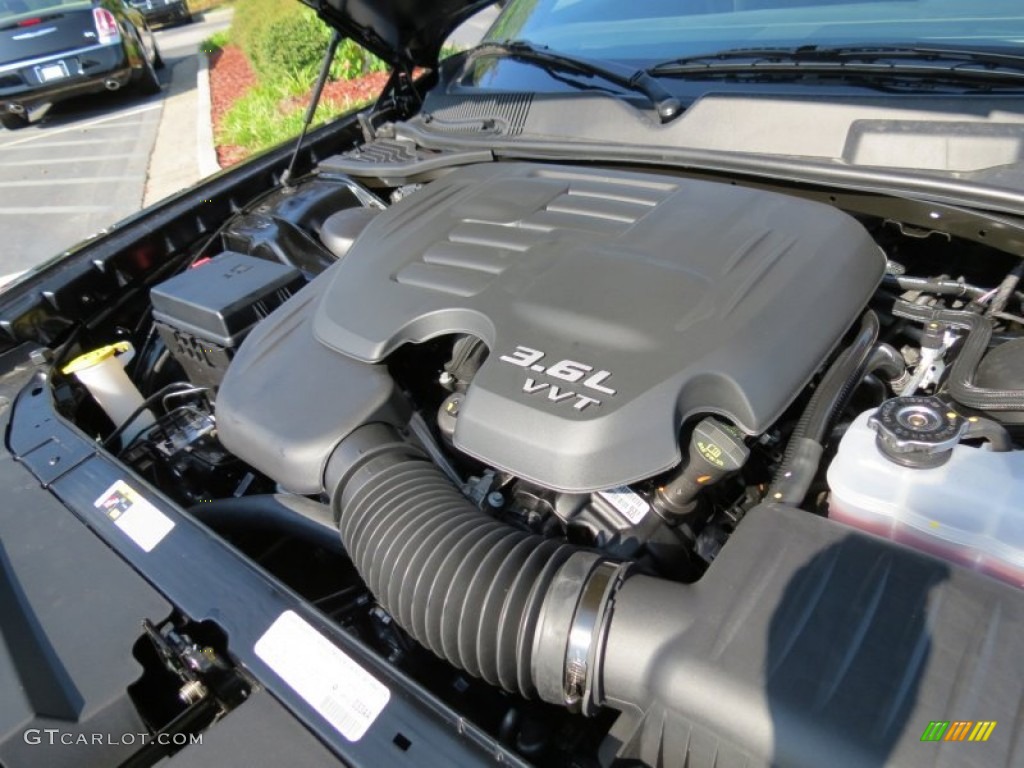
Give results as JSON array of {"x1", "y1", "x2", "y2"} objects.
[
  {"x1": 0, "y1": 102, "x2": 162, "y2": 149},
  {"x1": 0, "y1": 205, "x2": 110, "y2": 213},
  {"x1": 0, "y1": 138, "x2": 115, "y2": 150},
  {"x1": 0, "y1": 154, "x2": 144, "y2": 166},
  {"x1": 36, "y1": 120, "x2": 152, "y2": 131},
  {"x1": 1, "y1": 176, "x2": 134, "y2": 187}
]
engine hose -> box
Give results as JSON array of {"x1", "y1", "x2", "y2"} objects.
[
  {"x1": 865, "y1": 342, "x2": 907, "y2": 385},
  {"x1": 881, "y1": 274, "x2": 1024, "y2": 308},
  {"x1": 883, "y1": 275, "x2": 988, "y2": 301},
  {"x1": 986, "y1": 261, "x2": 1024, "y2": 318},
  {"x1": 963, "y1": 417, "x2": 1014, "y2": 452},
  {"x1": 768, "y1": 311, "x2": 881, "y2": 505},
  {"x1": 188, "y1": 494, "x2": 344, "y2": 554},
  {"x1": 893, "y1": 301, "x2": 1024, "y2": 410},
  {"x1": 325, "y1": 423, "x2": 619, "y2": 710}
]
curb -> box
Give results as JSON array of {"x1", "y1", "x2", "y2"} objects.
[{"x1": 196, "y1": 50, "x2": 220, "y2": 177}]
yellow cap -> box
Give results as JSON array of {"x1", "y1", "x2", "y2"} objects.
[{"x1": 61, "y1": 341, "x2": 132, "y2": 375}]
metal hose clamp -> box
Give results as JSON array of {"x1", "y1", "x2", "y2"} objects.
[{"x1": 563, "y1": 560, "x2": 621, "y2": 713}]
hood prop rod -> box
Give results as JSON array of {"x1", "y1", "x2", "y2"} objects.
[{"x1": 281, "y1": 29, "x2": 343, "y2": 188}]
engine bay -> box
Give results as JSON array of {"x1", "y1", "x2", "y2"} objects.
[{"x1": 41, "y1": 153, "x2": 1024, "y2": 766}]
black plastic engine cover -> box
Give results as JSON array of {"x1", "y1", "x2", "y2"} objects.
[
  {"x1": 216, "y1": 268, "x2": 404, "y2": 494},
  {"x1": 313, "y1": 163, "x2": 884, "y2": 491}
]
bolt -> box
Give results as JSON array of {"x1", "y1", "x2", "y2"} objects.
[
  {"x1": 439, "y1": 371, "x2": 455, "y2": 387},
  {"x1": 178, "y1": 679, "x2": 207, "y2": 706},
  {"x1": 487, "y1": 492, "x2": 505, "y2": 509},
  {"x1": 29, "y1": 348, "x2": 53, "y2": 366}
]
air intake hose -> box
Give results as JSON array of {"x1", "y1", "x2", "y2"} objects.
[
  {"x1": 325, "y1": 423, "x2": 623, "y2": 710},
  {"x1": 319, "y1": 426, "x2": 982, "y2": 768}
]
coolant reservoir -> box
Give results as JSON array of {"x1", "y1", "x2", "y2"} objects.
[
  {"x1": 62, "y1": 341, "x2": 155, "y2": 444},
  {"x1": 828, "y1": 401, "x2": 1024, "y2": 589}
]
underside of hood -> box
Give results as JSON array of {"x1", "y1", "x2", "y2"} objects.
[{"x1": 302, "y1": 0, "x2": 495, "y2": 68}]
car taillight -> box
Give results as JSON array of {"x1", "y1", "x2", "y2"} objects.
[
  {"x1": 92, "y1": 7, "x2": 120, "y2": 45},
  {"x1": 17, "y1": 17, "x2": 43, "y2": 27}
]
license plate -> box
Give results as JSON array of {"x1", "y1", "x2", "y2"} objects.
[{"x1": 36, "y1": 61, "x2": 68, "y2": 83}]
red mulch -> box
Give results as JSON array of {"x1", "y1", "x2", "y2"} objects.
[
  {"x1": 208, "y1": 45, "x2": 257, "y2": 168},
  {"x1": 208, "y1": 44, "x2": 390, "y2": 168},
  {"x1": 279, "y1": 72, "x2": 391, "y2": 114}
]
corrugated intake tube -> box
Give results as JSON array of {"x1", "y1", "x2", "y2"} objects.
[{"x1": 326, "y1": 423, "x2": 613, "y2": 706}]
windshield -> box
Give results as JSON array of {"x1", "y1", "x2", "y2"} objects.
[
  {"x1": 0, "y1": 0, "x2": 91, "y2": 22},
  {"x1": 488, "y1": 0, "x2": 1024, "y2": 63}
]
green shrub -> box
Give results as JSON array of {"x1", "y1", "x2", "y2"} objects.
[
  {"x1": 332, "y1": 39, "x2": 389, "y2": 80},
  {"x1": 200, "y1": 29, "x2": 230, "y2": 55},
  {"x1": 229, "y1": 0, "x2": 386, "y2": 82},
  {"x1": 218, "y1": 78, "x2": 375, "y2": 156},
  {"x1": 218, "y1": 0, "x2": 388, "y2": 161}
]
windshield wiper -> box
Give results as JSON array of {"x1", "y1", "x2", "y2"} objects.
[
  {"x1": 469, "y1": 41, "x2": 683, "y2": 122},
  {"x1": 648, "y1": 45, "x2": 1024, "y2": 87}
]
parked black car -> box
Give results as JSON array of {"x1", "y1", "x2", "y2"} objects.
[
  {"x1": 0, "y1": 1, "x2": 1023, "y2": 767},
  {"x1": 0, "y1": 0, "x2": 162, "y2": 129},
  {"x1": 126, "y1": 0, "x2": 190, "y2": 28}
]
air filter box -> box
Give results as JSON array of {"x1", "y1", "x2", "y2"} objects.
[{"x1": 151, "y1": 252, "x2": 305, "y2": 387}]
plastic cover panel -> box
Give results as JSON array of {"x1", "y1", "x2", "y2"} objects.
[
  {"x1": 603, "y1": 504, "x2": 1024, "y2": 768},
  {"x1": 314, "y1": 163, "x2": 884, "y2": 491},
  {"x1": 217, "y1": 270, "x2": 402, "y2": 494}
]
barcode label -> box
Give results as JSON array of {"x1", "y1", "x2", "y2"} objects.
[
  {"x1": 598, "y1": 486, "x2": 649, "y2": 525},
  {"x1": 255, "y1": 611, "x2": 390, "y2": 741}
]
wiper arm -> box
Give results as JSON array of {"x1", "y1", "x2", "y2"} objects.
[
  {"x1": 648, "y1": 44, "x2": 1024, "y2": 85},
  {"x1": 469, "y1": 41, "x2": 683, "y2": 122}
]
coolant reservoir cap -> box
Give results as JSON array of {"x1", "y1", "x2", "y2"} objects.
[
  {"x1": 61, "y1": 341, "x2": 133, "y2": 375},
  {"x1": 868, "y1": 396, "x2": 967, "y2": 469}
]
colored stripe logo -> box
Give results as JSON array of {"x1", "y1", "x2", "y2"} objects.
[{"x1": 920, "y1": 721, "x2": 997, "y2": 743}]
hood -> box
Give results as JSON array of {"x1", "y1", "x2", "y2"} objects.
[{"x1": 301, "y1": 0, "x2": 495, "y2": 69}]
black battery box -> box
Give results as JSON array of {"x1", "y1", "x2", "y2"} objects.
[{"x1": 151, "y1": 252, "x2": 305, "y2": 388}]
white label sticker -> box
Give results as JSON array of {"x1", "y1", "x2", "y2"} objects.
[
  {"x1": 255, "y1": 611, "x2": 390, "y2": 742},
  {"x1": 93, "y1": 480, "x2": 174, "y2": 552},
  {"x1": 597, "y1": 486, "x2": 649, "y2": 525}
]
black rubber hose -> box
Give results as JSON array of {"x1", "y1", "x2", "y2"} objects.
[
  {"x1": 963, "y1": 417, "x2": 1014, "y2": 452},
  {"x1": 769, "y1": 312, "x2": 881, "y2": 505},
  {"x1": 986, "y1": 262, "x2": 1024, "y2": 318},
  {"x1": 101, "y1": 381, "x2": 196, "y2": 450},
  {"x1": 188, "y1": 494, "x2": 344, "y2": 554},
  {"x1": 804, "y1": 312, "x2": 882, "y2": 443},
  {"x1": 893, "y1": 301, "x2": 1024, "y2": 410},
  {"x1": 864, "y1": 342, "x2": 907, "y2": 384},
  {"x1": 882, "y1": 274, "x2": 1024, "y2": 307},
  {"x1": 326, "y1": 423, "x2": 594, "y2": 700},
  {"x1": 883, "y1": 275, "x2": 988, "y2": 301}
]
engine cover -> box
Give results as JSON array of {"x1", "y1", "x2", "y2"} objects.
[{"x1": 314, "y1": 163, "x2": 884, "y2": 492}]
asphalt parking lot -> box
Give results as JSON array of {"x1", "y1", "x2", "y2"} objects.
[{"x1": 0, "y1": 12, "x2": 230, "y2": 276}]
